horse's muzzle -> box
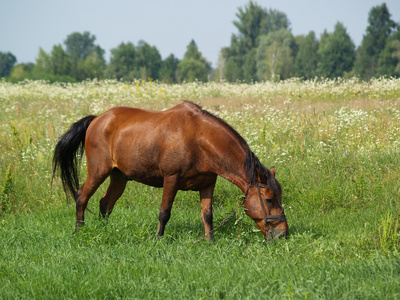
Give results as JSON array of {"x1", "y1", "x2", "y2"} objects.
[{"x1": 265, "y1": 228, "x2": 287, "y2": 241}]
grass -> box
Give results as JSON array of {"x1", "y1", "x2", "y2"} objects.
[{"x1": 1, "y1": 78, "x2": 400, "y2": 299}]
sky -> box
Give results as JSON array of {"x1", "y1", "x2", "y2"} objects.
[{"x1": 1, "y1": 0, "x2": 400, "y2": 68}]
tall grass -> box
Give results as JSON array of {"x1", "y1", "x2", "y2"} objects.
[{"x1": 0, "y1": 78, "x2": 399, "y2": 298}]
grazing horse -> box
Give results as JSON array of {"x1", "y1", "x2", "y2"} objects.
[{"x1": 52, "y1": 101, "x2": 288, "y2": 241}]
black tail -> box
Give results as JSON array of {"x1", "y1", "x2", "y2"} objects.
[{"x1": 52, "y1": 115, "x2": 97, "y2": 199}]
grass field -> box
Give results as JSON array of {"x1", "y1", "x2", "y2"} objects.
[{"x1": 1, "y1": 78, "x2": 400, "y2": 299}]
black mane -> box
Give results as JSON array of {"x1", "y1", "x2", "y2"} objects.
[{"x1": 184, "y1": 101, "x2": 281, "y2": 194}]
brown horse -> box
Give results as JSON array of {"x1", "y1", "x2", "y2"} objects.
[{"x1": 52, "y1": 101, "x2": 288, "y2": 241}]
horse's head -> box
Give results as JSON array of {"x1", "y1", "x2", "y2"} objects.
[{"x1": 244, "y1": 167, "x2": 288, "y2": 241}]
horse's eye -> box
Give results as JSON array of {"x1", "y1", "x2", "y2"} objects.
[{"x1": 264, "y1": 198, "x2": 273, "y2": 205}]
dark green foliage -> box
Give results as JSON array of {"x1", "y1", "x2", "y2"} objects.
[
  {"x1": 0, "y1": 51, "x2": 17, "y2": 77},
  {"x1": 256, "y1": 29, "x2": 296, "y2": 81},
  {"x1": 353, "y1": 3, "x2": 397, "y2": 79},
  {"x1": 293, "y1": 31, "x2": 319, "y2": 79},
  {"x1": 177, "y1": 40, "x2": 210, "y2": 82},
  {"x1": 8, "y1": 63, "x2": 34, "y2": 82},
  {"x1": 221, "y1": 2, "x2": 290, "y2": 82},
  {"x1": 377, "y1": 30, "x2": 400, "y2": 76},
  {"x1": 51, "y1": 44, "x2": 72, "y2": 77},
  {"x1": 159, "y1": 54, "x2": 180, "y2": 83},
  {"x1": 64, "y1": 32, "x2": 106, "y2": 81},
  {"x1": 107, "y1": 42, "x2": 136, "y2": 80},
  {"x1": 107, "y1": 41, "x2": 162, "y2": 81},
  {"x1": 132, "y1": 40, "x2": 162, "y2": 80},
  {"x1": 317, "y1": 23, "x2": 355, "y2": 78},
  {"x1": 64, "y1": 32, "x2": 97, "y2": 65},
  {"x1": 177, "y1": 59, "x2": 208, "y2": 82}
]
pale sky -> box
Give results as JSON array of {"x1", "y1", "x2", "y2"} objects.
[{"x1": 1, "y1": 0, "x2": 399, "y2": 67}]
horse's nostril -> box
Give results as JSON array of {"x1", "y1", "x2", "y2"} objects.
[{"x1": 265, "y1": 228, "x2": 286, "y2": 241}]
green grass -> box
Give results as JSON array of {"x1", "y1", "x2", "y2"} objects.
[
  {"x1": 1, "y1": 79, "x2": 400, "y2": 299},
  {"x1": 1, "y1": 200, "x2": 400, "y2": 299}
]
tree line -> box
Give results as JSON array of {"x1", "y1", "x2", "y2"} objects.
[{"x1": 1, "y1": 2, "x2": 399, "y2": 83}]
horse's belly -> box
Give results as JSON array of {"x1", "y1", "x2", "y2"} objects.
[{"x1": 123, "y1": 168, "x2": 215, "y2": 191}]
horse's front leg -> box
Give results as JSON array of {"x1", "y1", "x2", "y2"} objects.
[
  {"x1": 200, "y1": 181, "x2": 216, "y2": 242},
  {"x1": 157, "y1": 175, "x2": 179, "y2": 238}
]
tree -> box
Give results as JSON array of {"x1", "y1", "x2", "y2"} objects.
[
  {"x1": 221, "y1": 2, "x2": 290, "y2": 82},
  {"x1": 159, "y1": 54, "x2": 179, "y2": 83},
  {"x1": 353, "y1": 3, "x2": 396, "y2": 79},
  {"x1": 107, "y1": 42, "x2": 136, "y2": 80},
  {"x1": 293, "y1": 31, "x2": 319, "y2": 79},
  {"x1": 377, "y1": 30, "x2": 400, "y2": 76},
  {"x1": 80, "y1": 50, "x2": 106, "y2": 79},
  {"x1": 317, "y1": 22, "x2": 355, "y2": 78},
  {"x1": 32, "y1": 48, "x2": 52, "y2": 79},
  {"x1": 64, "y1": 32, "x2": 96, "y2": 65},
  {"x1": 177, "y1": 40, "x2": 209, "y2": 82},
  {"x1": 262, "y1": 8, "x2": 290, "y2": 34},
  {"x1": 233, "y1": 1, "x2": 268, "y2": 51},
  {"x1": 9, "y1": 63, "x2": 34, "y2": 82},
  {"x1": 256, "y1": 29, "x2": 296, "y2": 81},
  {"x1": 132, "y1": 40, "x2": 162, "y2": 80},
  {"x1": 177, "y1": 59, "x2": 208, "y2": 82},
  {"x1": 64, "y1": 31, "x2": 106, "y2": 80},
  {"x1": 183, "y1": 40, "x2": 211, "y2": 72},
  {"x1": 51, "y1": 44, "x2": 72, "y2": 77},
  {"x1": 31, "y1": 47, "x2": 75, "y2": 82},
  {"x1": 0, "y1": 52, "x2": 17, "y2": 77}
]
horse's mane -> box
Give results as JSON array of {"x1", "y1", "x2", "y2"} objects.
[{"x1": 184, "y1": 101, "x2": 281, "y2": 194}]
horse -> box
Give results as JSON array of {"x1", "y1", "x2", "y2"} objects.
[{"x1": 52, "y1": 101, "x2": 288, "y2": 241}]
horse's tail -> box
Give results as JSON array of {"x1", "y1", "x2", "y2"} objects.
[{"x1": 52, "y1": 115, "x2": 97, "y2": 199}]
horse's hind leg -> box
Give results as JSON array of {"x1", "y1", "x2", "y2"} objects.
[
  {"x1": 99, "y1": 169, "x2": 127, "y2": 218},
  {"x1": 75, "y1": 171, "x2": 109, "y2": 232}
]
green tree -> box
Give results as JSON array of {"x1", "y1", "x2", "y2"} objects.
[
  {"x1": 256, "y1": 29, "x2": 296, "y2": 81},
  {"x1": 262, "y1": 8, "x2": 290, "y2": 34},
  {"x1": 233, "y1": 1, "x2": 268, "y2": 51},
  {"x1": 0, "y1": 52, "x2": 17, "y2": 77},
  {"x1": 184, "y1": 40, "x2": 211, "y2": 71},
  {"x1": 80, "y1": 50, "x2": 106, "y2": 79},
  {"x1": 177, "y1": 59, "x2": 208, "y2": 82},
  {"x1": 177, "y1": 40, "x2": 209, "y2": 82},
  {"x1": 64, "y1": 32, "x2": 96, "y2": 64},
  {"x1": 132, "y1": 40, "x2": 162, "y2": 80},
  {"x1": 32, "y1": 47, "x2": 75, "y2": 82},
  {"x1": 32, "y1": 48, "x2": 52, "y2": 79},
  {"x1": 377, "y1": 27, "x2": 400, "y2": 76},
  {"x1": 221, "y1": 2, "x2": 290, "y2": 82},
  {"x1": 51, "y1": 44, "x2": 72, "y2": 76},
  {"x1": 317, "y1": 22, "x2": 355, "y2": 78},
  {"x1": 107, "y1": 42, "x2": 136, "y2": 80},
  {"x1": 9, "y1": 63, "x2": 34, "y2": 82},
  {"x1": 353, "y1": 3, "x2": 396, "y2": 79},
  {"x1": 243, "y1": 48, "x2": 257, "y2": 82},
  {"x1": 159, "y1": 54, "x2": 179, "y2": 83},
  {"x1": 293, "y1": 31, "x2": 319, "y2": 79},
  {"x1": 64, "y1": 32, "x2": 105, "y2": 80},
  {"x1": 223, "y1": 56, "x2": 242, "y2": 82}
]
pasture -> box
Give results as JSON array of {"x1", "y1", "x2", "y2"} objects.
[{"x1": 1, "y1": 78, "x2": 400, "y2": 299}]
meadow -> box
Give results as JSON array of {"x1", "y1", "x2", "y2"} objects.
[{"x1": 0, "y1": 78, "x2": 400, "y2": 299}]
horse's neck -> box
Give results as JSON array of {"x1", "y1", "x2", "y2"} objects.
[{"x1": 204, "y1": 139, "x2": 251, "y2": 193}]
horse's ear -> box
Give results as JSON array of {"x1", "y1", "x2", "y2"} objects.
[
  {"x1": 256, "y1": 169, "x2": 263, "y2": 182},
  {"x1": 270, "y1": 166, "x2": 276, "y2": 177}
]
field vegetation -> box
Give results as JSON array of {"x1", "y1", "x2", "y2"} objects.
[{"x1": 1, "y1": 78, "x2": 400, "y2": 299}]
